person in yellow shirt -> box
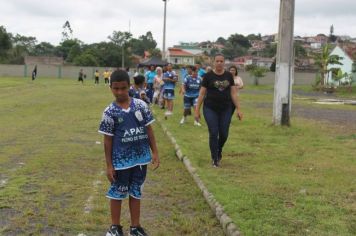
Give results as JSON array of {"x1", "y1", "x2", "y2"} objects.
[
  {"x1": 94, "y1": 69, "x2": 100, "y2": 85},
  {"x1": 103, "y1": 69, "x2": 110, "y2": 85}
]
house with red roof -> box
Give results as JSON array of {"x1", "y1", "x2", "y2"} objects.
[{"x1": 167, "y1": 48, "x2": 195, "y2": 65}]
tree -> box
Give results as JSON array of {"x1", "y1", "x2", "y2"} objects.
[
  {"x1": 294, "y1": 42, "x2": 307, "y2": 58},
  {"x1": 55, "y1": 39, "x2": 81, "y2": 61},
  {"x1": 247, "y1": 65, "x2": 268, "y2": 85},
  {"x1": 329, "y1": 24, "x2": 337, "y2": 43},
  {"x1": 5, "y1": 34, "x2": 37, "y2": 64},
  {"x1": 0, "y1": 26, "x2": 12, "y2": 62},
  {"x1": 108, "y1": 31, "x2": 132, "y2": 67},
  {"x1": 260, "y1": 43, "x2": 277, "y2": 58},
  {"x1": 313, "y1": 44, "x2": 343, "y2": 88},
  {"x1": 216, "y1": 37, "x2": 227, "y2": 45},
  {"x1": 247, "y1": 33, "x2": 262, "y2": 41},
  {"x1": 148, "y1": 48, "x2": 162, "y2": 58},
  {"x1": 62, "y1": 20, "x2": 73, "y2": 41},
  {"x1": 130, "y1": 31, "x2": 158, "y2": 56},
  {"x1": 222, "y1": 41, "x2": 247, "y2": 60},
  {"x1": 33, "y1": 42, "x2": 56, "y2": 56},
  {"x1": 83, "y1": 42, "x2": 121, "y2": 67},
  {"x1": 228, "y1": 34, "x2": 251, "y2": 49},
  {"x1": 73, "y1": 52, "x2": 98, "y2": 66}
]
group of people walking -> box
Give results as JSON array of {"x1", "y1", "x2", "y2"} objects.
[{"x1": 98, "y1": 53, "x2": 243, "y2": 236}]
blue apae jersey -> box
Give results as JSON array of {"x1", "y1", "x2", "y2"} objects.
[
  {"x1": 183, "y1": 75, "x2": 202, "y2": 98},
  {"x1": 98, "y1": 98, "x2": 154, "y2": 170},
  {"x1": 163, "y1": 71, "x2": 177, "y2": 90}
]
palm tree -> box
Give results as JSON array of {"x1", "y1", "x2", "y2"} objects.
[{"x1": 313, "y1": 44, "x2": 343, "y2": 89}]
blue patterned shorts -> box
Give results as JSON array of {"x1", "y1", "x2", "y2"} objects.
[
  {"x1": 183, "y1": 96, "x2": 198, "y2": 109},
  {"x1": 163, "y1": 89, "x2": 175, "y2": 100},
  {"x1": 106, "y1": 165, "x2": 147, "y2": 200}
]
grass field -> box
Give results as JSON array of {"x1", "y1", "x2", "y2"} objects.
[
  {"x1": 0, "y1": 77, "x2": 223, "y2": 235},
  {"x1": 154, "y1": 84, "x2": 356, "y2": 235},
  {"x1": 0, "y1": 77, "x2": 355, "y2": 235}
]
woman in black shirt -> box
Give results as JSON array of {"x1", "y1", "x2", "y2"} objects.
[{"x1": 195, "y1": 54, "x2": 243, "y2": 167}]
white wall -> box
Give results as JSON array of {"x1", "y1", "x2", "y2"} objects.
[{"x1": 327, "y1": 46, "x2": 354, "y2": 85}]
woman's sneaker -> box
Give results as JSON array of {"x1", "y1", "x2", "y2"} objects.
[
  {"x1": 106, "y1": 225, "x2": 124, "y2": 236},
  {"x1": 179, "y1": 117, "x2": 186, "y2": 125},
  {"x1": 194, "y1": 120, "x2": 202, "y2": 126},
  {"x1": 130, "y1": 226, "x2": 148, "y2": 236},
  {"x1": 212, "y1": 159, "x2": 219, "y2": 168}
]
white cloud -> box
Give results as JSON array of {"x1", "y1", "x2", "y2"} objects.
[{"x1": 0, "y1": 0, "x2": 355, "y2": 49}]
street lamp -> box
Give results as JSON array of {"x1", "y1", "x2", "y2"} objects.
[{"x1": 162, "y1": 0, "x2": 167, "y2": 60}]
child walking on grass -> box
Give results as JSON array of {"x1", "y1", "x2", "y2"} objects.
[{"x1": 99, "y1": 70, "x2": 160, "y2": 236}]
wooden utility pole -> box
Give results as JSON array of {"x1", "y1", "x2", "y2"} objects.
[{"x1": 273, "y1": 0, "x2": 295, "y2": 126}]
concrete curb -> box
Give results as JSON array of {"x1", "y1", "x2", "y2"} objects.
[{"x1": 157, "y1": 119, "x2": 241, "y2": 236}]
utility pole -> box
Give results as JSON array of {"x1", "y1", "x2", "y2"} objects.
[
  {"x1": 122, "y1": 47, "x2": 125, "y2": 68},
  {"x1": 162, "y1": 0, "x2": 167, "y2": 60},
  {"x1": 273, "y1": 0, "x2": 295, "y2": 126}
]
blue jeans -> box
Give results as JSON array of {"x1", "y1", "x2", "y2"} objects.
[
  {"x1": 203, "y1": 105, "x2": 232, "y2": 162},
  {"x1": 146, "y1": 83, "x2": 154, "y2": 102}
]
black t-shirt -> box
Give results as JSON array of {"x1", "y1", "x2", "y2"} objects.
[{"x1": 202, "y1": 70, "x2": 234, "y2": 111}]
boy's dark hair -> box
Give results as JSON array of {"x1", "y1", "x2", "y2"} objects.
[
  {"x1": 133, "y1": 75, "x2": 145, "y2": 86},
  {"x1": 110, "y1": 69, "x2": 130, "y2": 86},
  {"x1": 190, "y1": 66, "x2": 197, "y2": 72}
]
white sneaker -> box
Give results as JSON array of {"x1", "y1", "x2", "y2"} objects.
[
  {"x1": 180, "y1": 117, "x2": 186, "y2": 125},
  {"x1": 194, "y1": 121, "x2": 202, "y2": 126}
]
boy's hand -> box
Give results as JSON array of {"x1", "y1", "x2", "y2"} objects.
[
  {"x1": 236, "y1": 110, "x2": 243, "y2": 121},
  {"x1": 106, "y1": 165, "x2": 116, "y2": 183},
  {"x1": 151, "y1": 153, "x2": 160, "y2": 170}
]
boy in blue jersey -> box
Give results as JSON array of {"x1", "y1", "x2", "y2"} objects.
[
  {"x1": 129, "y1": 75, "x2": 151, "y2": 105},
  {"x1": 180, "y1": 66, "x2": 202, "y2": 126},
  {"x1": 99, "y1": 70, "x2": 159, "y2": 236},
  {"x1": 162, "y1": 63, "x2": 178, "y2": 118}
]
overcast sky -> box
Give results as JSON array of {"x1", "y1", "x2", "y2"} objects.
[{"x1": 1, "y1": 0, "x2": 356, "y2": 49}]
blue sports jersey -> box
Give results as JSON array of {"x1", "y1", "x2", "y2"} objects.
[
  {"x1": 163, "y1": 71, "x2": 177, "y2": 90},
  {"x1": 129, "y1": 86, "x2": 150, "y2": 104},
  {"x1": 98, "y1": 98, "x2": 154, "y2": 170},
  {"x1": 145, "y1": 71, "x2": 156, "y2": 84},
  {"x1": 184, "y1": 75, "x2": 202, "y2": 98},
  {"x1": 129, "y1": 86, "x2": 141, "y2": 99},
  {"x1": 198, "y1": 68, "x2": 206, "y2": 78}
]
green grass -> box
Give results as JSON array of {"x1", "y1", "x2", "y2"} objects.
[
  {"x1": 0, "y1": 77, "x2": 223, "y2": 235},
  {"x1": 154, "y1": 85, "x2": 356, "y2": 235}
]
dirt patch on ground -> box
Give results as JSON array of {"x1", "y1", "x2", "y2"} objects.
[
  {"x1": 0, "y1": 207, "x2": 18, "y2": 229},
  {"x1": 255, "y1": 102, "x2": 356, "y2": 132}
]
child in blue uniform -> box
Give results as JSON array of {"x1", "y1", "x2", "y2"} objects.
[
  {"x1": 99, "y1": 70, "x2": 160, "y2": 236},
  {"x1": 129, "y1": 75, "x2": 151, "y2": 105},
  {"x1": 180, "y1": 66, "x2": 202, "y2": 126},
  {"x1": 162, "y1": 63, "x2": 178, "y2": 118}
]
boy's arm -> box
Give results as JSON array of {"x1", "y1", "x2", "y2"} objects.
[
  {"x1": 146, "y1": 125, "x2": 160, "y2": 170},
  {"x1": 194, "y1": 86, "x2": 207, "y2": 121},
  {"x1": 104, "y1": 135, "x2": 115, "y2": 183},
  {"x1": 180, "y1": 83, "x2": 186, "y2": 95}
]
